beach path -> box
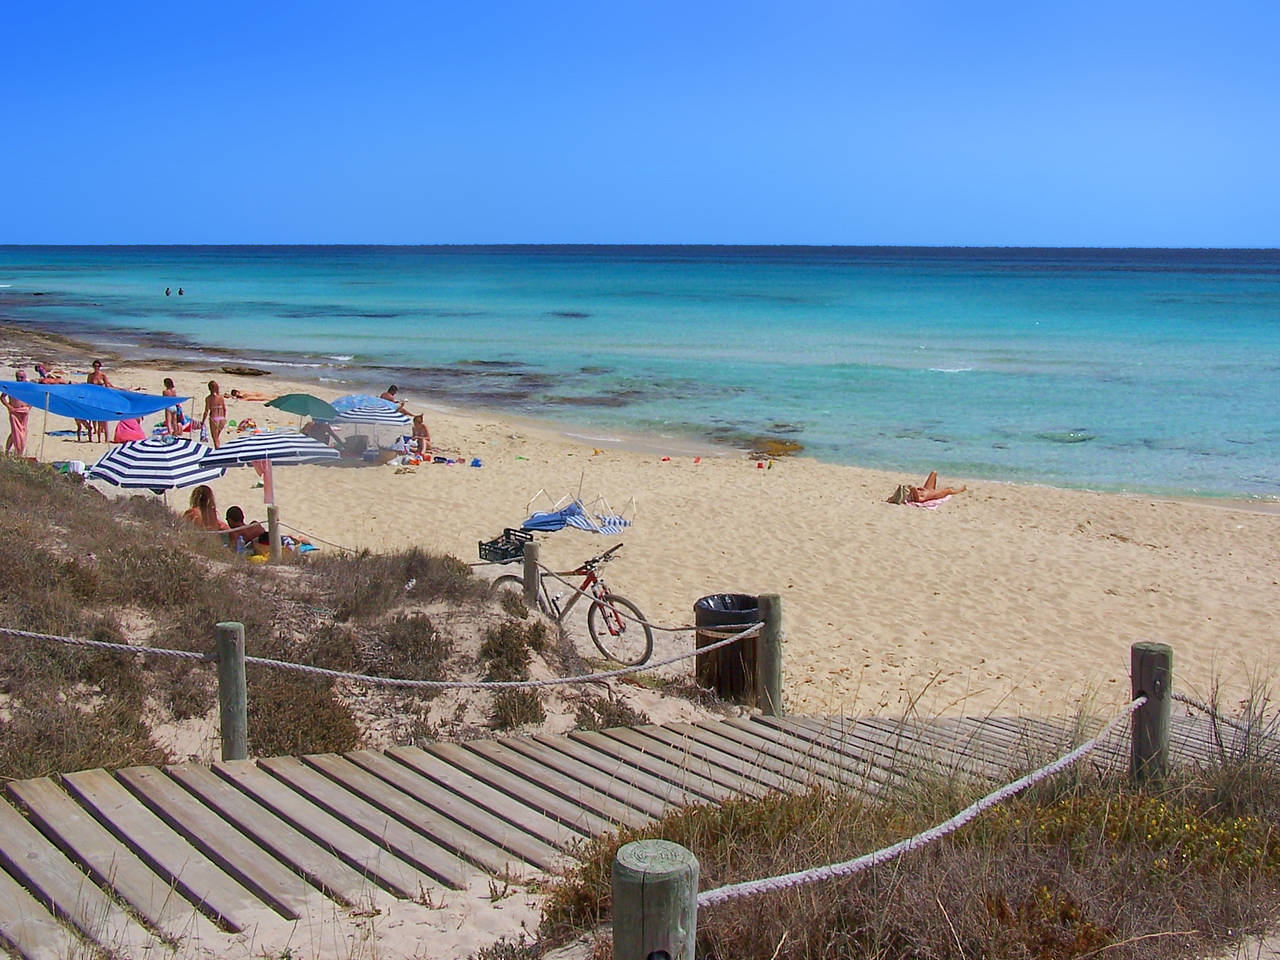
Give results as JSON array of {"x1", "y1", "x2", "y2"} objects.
[{"x1": 0, "y1": 710, "x2": 1245, "y2": 960}]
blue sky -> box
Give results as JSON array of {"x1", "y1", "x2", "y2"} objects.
[{"x1": 4, "y1": 0, "x2": 1277, "y2": 245}]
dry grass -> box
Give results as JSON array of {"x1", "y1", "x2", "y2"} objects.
[{"x1": 538, "y1": 719, "x2": 1280, "y2": 960}]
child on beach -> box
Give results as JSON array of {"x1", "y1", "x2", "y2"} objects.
[{"x1": 162, "y1": 377, "x2": 180, "y2": 435}]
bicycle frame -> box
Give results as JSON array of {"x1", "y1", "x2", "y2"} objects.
[{"x1": 539, "y1": 566, "x2": 606, "y2": 622}]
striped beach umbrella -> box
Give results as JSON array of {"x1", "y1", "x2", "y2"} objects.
[
  {"x1": 200, "y1": 431, "x2": 339, "y2": 507},
  {"x1": 199, "y1": 431, "x2": 341, "y2": 468},
  {"x1": 330, "y1": 394, "x2": 398, "y2": 415},
  {"x1": 333, "y1": 404, "x2": 411, "y2": 427},
  {"x1": 87, "y1": 437, "x2": 225, "y2": 494}
]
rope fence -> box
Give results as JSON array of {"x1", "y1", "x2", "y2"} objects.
[
  {"x1": 696, "y1": 696, "x2": 1145, "y2": 907},
  {"x1": 1172, "y1": 690, "x2": 1250, "y2": 733},
  {"x1": 0, "y1": 620, "x2": 760, "y2": 691}
]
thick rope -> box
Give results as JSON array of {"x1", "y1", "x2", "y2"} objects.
[
  {"x1": 0, "y1": 621, "x2": 760, "y2": 690},
  {"x1": 0, "y1": 626, "x2": 214, "y2": 662},
  {"x1": 1172, "y1": 691, "x2": 1250, "y2": 734},
  {"x1": 697, "y1": 697, "x2": 1146, "y2": 908}
]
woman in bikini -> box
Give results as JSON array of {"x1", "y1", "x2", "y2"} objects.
[
  {"x1": 162, "y1": 377, "x2": 181, "y2": 435},
  {"x1": 201, "y1": 381, "x2": 228, "y2": 448},
  {"x1": 182, "y1": 485, "x2": 228, "y2": 531}
]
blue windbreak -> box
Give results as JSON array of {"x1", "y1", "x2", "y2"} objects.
[{"x1": 0, "y1": 382, "x2": 187, "y2": 421}]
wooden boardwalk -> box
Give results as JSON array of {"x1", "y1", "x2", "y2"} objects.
[{"x1": 0, "y1": 711, "x2": 1247, "y2": 959}]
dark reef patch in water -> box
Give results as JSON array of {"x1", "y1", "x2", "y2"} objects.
[
  {"x1": 1037, "y1": 430, "x2": 1095, "y2": 444},
  {"x1": 547, "y1": 310, "x2": 591, "y2": 319}
]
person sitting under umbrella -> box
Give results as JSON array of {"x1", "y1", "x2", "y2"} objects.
[
  {"x1": 301, "y1": 419, "x2": 342, "y2": 446},
  {"x1": 182, "y1": 485, "x2": 229, "y2": 531},
  {"x1": 224, "y1": 505, "x2": 267, "y2": 552}
]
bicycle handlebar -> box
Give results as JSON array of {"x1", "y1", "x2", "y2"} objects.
[{"x1": 577, "y1": 542, "x2": 624, "y2": 572}]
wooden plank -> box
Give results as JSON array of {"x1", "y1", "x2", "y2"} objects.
[
  {"x1": 501, "y1": 736, "x2": 679, "y2": 816},
  {"x1": 300, "y1": 754, "x2": 538, "y2": 877},
  {"x1": 211, "y1": 760, "x2": 435, "y2": 900},
  {"x1": 632, "y1": 725, "x2": 799, "y2": 794},
  {"x1": 0, "y1": 798, "x2": 159, "y2": 957},
  {"x1": 328, "y1": 752, "x2": 565, "y2": 871},
  {"x1": 566, "y1": 730, "x2": 734, "y2": 803},
  {"x1": 464, "y1": 739, "x2": 655, "y2": 825},
  {"x1": 740, "y1": 718, "x2": 893, "y2": 792},
  {"x1": 380, "y1": 747, "x2": 591, "y2": 850},
  {"x1": 717, "y1": 718, "x2": 878, "y2": 791},
  {"x1": 684, "y1": 721, "x2": 848, "y2": 791},
  {"x1": 258, "y1": 757, "x2": 472, "y2": 889},
  {"x1": 0, "y1": 863, "x2": 79, "y2": 960},
  {"x1": 538, "y1": 732, "x2": 720, "y2": 807},
  {"x1": 167, "y1": 764, "x2": 373, "y2": 907},
  {"x1": 789, "y1": 716, "x2": 949, "y2": 781},
  {"x1": 60, "y1": 769, "x2": 272, "y2": 932},
  {"x1": 591, "y1": 726, "x2": 771, "y2": 799},
  {"x1": 117, "y1": 766, "x2": 324, "y2": 921},
  {"x1": 760, "y1": 717, "x2": 898, "y2": 788},
  {"x1": 423, "y1": 742, "x2": 618, "y2": 834},
  {"x1": 6, "y1": 777, "x2": 223, "y2": 943}
]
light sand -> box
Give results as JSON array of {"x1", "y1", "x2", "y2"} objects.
[{"x1": 19, "y1": 358, "x2": 1278, "y2": 719}]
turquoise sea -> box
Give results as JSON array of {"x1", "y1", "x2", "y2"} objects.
[{"x1": 0, "y1": 245, "x2": 1277, "y2": 500}]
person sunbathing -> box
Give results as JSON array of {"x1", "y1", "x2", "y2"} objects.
[
  {"x1": 889, "y1": 471, "x2": 966, "y2": 504},
  {"x1": 34, "y1": 363, "x2": 68, "y2": 384},
  {"x1": 229, "y1": 388, "x2": 274, "y2": 401}
]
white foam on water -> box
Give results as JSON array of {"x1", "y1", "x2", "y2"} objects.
[{"x1": 930, "y1": 367, "x2": 974, "y2": 373}]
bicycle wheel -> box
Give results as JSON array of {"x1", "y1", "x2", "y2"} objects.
[
  {"x1": 587, "y1": 594, "x2": 654, "y2": 666},
  {"x1": 492, "y1": 575, "x2": 548, "y2": 616}
]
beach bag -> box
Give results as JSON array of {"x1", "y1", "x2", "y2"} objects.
[{"x1": 886, "y1": 484, "x2": 911, "y2": 504}]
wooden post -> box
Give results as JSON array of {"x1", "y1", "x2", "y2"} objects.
[
  {"x1": 613, "y1": 839, "x2": 699, "y2": 960},
  {"x1": 215, "y1": 622, "x2": 248, "y2": 761},
  {"x1": 522, "y1": 541, "x2": 540, "y2": 609},
  {"x1": 1131, "y1": 641, "x2": 1172, "y2": 786},
  {"x1": 266, "y1": 504, "x2": 281, "y2": 563},
  {"x1": 756, "y1": 594, "x2": 783, "y2": 717}
]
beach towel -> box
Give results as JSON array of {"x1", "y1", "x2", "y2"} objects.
[{"x1": 903, "y1": 495, "x2": 951, "y2": 509}]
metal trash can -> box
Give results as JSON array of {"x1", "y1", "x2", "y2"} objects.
[{"x1": 694, "y1": 593, "x2": 759, "y2": 703}]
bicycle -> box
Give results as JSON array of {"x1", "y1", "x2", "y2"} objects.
[{"x1": 491, "y1": 542, "x2": 654, "y2": 666}]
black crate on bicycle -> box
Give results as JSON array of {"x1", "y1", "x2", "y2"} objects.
[{"x1": 478, "y1": 528, "x2": 532, "y2": 564}]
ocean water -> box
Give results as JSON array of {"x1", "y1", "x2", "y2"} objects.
[{"x1": 1, "y1": 245, "x2": 1277, "y2": 499}]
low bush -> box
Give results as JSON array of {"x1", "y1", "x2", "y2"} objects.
[
  {"x1": 246, "y1": 671, "x2": 361, "y2": 756},
  {"x1": 490, "y1": 690, "x2": 545, "y2": 730}
]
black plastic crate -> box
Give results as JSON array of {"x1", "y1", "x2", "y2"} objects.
[{"x1": 479, "y1": 528, "x2": 532, "y2": 564}]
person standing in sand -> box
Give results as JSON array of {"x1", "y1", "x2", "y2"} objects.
[
  {"x1": 85, "y1": 360, "x2": 113, "y2": 442},
  {"x1": 201, "y1": 381, "x2": 228, "y2": 448},
  {"x1": 2, "y1": 370, "x2": 32, "y2": 457},
  {"x1": 162, "y1": 377, "x2": 181, "y2": 435}
]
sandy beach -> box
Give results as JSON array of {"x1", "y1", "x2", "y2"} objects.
[{"x1": 8, "y1": 340, "x2": 1278, "y2": 723}]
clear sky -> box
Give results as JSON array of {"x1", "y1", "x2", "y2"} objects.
[{"x1": 4, "y1": 0, "x2": 1278, "y2": 245}]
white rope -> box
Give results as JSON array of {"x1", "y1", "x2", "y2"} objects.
[
  {"x1": 0, "y1": 626, "x2": 214, "y2": 663},
  {"x1": 278, "y1": 522, "x2": 360, "y2": 553},
  {"x1": 1172, "y1": 691, "x2": 1250, "y2": 734},
  {"x1": 0, "y1": 620, "x2": 761, "y2": 690},
  {"x1": 697, "y1": 697, "x2": 1147, "y2": 908}
]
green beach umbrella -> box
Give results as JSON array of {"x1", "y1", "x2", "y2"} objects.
[{"x1": 265, "y1": 393, "x2": 338, "y2": 424}]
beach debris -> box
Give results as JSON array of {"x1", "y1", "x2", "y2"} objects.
[{"x1": 747, "y1": 436, "x2": 803, "y2": 458}]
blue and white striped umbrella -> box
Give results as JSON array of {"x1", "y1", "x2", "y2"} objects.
[
  {"x1": 199, "y1": 431, "x2": 340, "y2": 468},
  {"x1": 330, "y1": 394, "x2": 398, "y2": 416},
  {"x1": 88, "y1": 437, "x2": 225, "y2": 494},
  {"x1": 333, "y1": 404, "x2": 411, "y2": 427}
]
